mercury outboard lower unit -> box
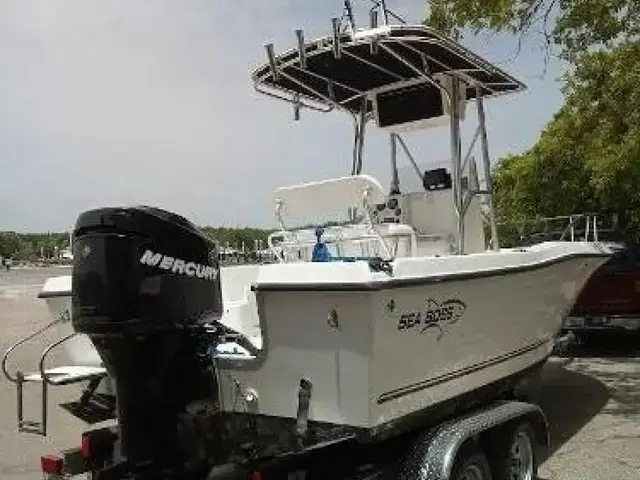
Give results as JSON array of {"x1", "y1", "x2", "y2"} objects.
[{"x1": 72, "y1": 206, "x2": 224, "y2": 479}]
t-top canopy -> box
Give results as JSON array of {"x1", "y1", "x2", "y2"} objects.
[{"x1": 252, "y1": 25, "x2": 526, "y2": 123}]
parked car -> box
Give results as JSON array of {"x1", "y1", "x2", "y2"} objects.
[{"x1": 562, "y1": 242, "x2": 640, "y2": 340}]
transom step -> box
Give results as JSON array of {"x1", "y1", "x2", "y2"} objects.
[{"x1": 22, "y1": 366, "x2": 107, "y2": 386}]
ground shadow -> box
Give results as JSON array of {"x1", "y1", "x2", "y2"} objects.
[
  {"x1": 535, "y1": 334, "x2": 640, "y2": 480},
  {"x1": 537, "y1": 360, "x2": 610, "y2": 463},
  {"x1": 554, "y1": 333, "x2": 640, "y2": 416}
]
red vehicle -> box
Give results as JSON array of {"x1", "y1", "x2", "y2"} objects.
[{"x1": 563, "y1": 242, "x2": 640, "y2": 338}]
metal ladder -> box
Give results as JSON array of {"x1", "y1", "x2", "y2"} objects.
[{"x1": 1, "y1": 312, "x2": 107, "y2": 436}]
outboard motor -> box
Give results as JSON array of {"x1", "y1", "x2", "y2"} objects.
[{"x1": 72, "y1": 206, "x2": 223, "y2": 479}]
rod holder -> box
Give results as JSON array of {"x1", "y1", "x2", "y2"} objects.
[
  {"x1": 369, "y1": 10, "x2": 379, "y2": 54},
  {"x1": 265, "y1": 43, "x2": 279, "y2": 81},
  {"x1": 327, "y1": 81, "x2": 335, "y2": 100},
  {"x1": 344, "y1": 0, "x2": 356, "y2": 35},
  {"x1": 370, "y1": 9, "x2": 378, "y2": 28},
  {"x1": 293, "y1": 94, "x2": 301, "y2": 121},
  {"x1": 379, "y1": 0, "x2": 390, "y2": 25},
  {"x1": 370, "y1": 37, "x2": 379, "y2": 55},
  {"x1": 331, "y1": 18, "x2": 342, "y2": 59},
  {"x1": 295, "y1": 29, "x2": 307, "y2": 69}
]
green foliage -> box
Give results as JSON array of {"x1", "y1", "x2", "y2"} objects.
[
  {"x1": 200, "y1": 226, "x2": 272, "y2": 250},
  {"x1": 0, "y1": 232, "x2": 70, "y2": 261},
  {"x1": 425, "y1": 0, "x2": 640, "y2": 61},
  {"x1": 0, "y1": 227, "x2": 272, "y2": 261},
  {"x1": 491, "y1": 40, "x2": 640, "y2": 239}
]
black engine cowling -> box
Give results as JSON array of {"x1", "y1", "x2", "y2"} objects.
[
  {"x1": 72, "y1": 206, "x2": 223, "y2": 478},
  {"x1": 72, "y1": 205, "x2": 222, "y2": 335}
]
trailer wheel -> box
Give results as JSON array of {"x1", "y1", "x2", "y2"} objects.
[
  {"x1": 489, "y1": 423, "x2": 537, "y2": 480},
  {"x1": 450, "y1": 446, "x2": 493, "y2": 480},
  {"x1": 398, "y1": 436, "x2": 492, "y2": 480}
]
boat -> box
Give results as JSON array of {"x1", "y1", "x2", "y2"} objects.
[{"x1": 5, "y1": 0, "x2": 610, "y2": 451}]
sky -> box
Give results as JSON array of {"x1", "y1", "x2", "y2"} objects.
[{"x1": 0, "y1": 0, "x2": 568, "y2": 232}]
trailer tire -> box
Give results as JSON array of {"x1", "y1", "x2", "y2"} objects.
[
  {"x1": 487, "y1": 422, "x2": 537, "y2": 480},
  {"x1": 450, "y1": 445, "x2": 492, "y2": 480},
  {"x1": 399, "y1": 439, "x2": 492, "y2": 480}
]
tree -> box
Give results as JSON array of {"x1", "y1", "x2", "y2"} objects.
[
  {"x1": 0, "y1": 232, "x2": 21, "y2": 259},
  {"x1": 0, "y1": 227, "x2": 272, "y2": 261},
  {"x1": 425, "y1": 0, "x2": 640, "y2": 62},
  {"x1": 491, "y1": 41, "x2": 640, "y2": 238},
  {"x1": 0, "y1": 232, "x2": 69, "y2": 260},
  {"x1": 562, "y1": 42, "x2": 640, "y2": 212},
  {"x1": 201, "y1": 227, "x2": 272, "y2": 251}
]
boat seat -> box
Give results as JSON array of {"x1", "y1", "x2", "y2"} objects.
[
  {"x1": 376, "y1": 223, "x2": 417, "y2": 258},
  {"x1": 22, "y1": 366, "x2": 107, "y2": 386},
  {"x1": 274, "y1": 174, "x2": 386, "y2": 221}
]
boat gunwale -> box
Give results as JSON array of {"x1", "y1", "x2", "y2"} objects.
[
  {"x1": 38, "y1": 251, "x2": 610, "y2": 296},
  {"x1": 251, "y1": 251, "x2": 610, "y2": 292}
]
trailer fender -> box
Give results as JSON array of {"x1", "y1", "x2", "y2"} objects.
[{"x1": 400, "y1": 400, "x2": 549, "y2": 480}]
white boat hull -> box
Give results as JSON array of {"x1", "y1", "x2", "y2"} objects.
[
  {"x1": 216, "y1": 246, "x2": 605, "y2": 431},
  {"x1": 39, "y1": 242, "x2": 608, "y2": 431}
]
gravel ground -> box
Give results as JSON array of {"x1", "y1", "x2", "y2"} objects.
[{"x1": 1, "y1": 267, "x2": 639, "y2": 479}]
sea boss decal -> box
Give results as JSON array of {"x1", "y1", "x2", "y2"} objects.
[
  {"x1": 139, "y1": 249, "x2": 219, "y2": 281},
  {"x1": 397, "y1": 298, "x2": 467, "y2": 340}
]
